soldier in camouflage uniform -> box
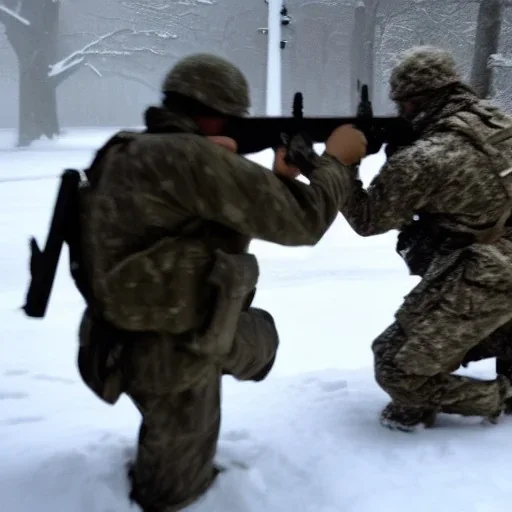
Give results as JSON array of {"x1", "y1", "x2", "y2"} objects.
[
  {"x1": 339, "y1": 46, "x2": 512, "y2": 432},
  {"x1": 76, "y1": 53, "x2": 366, "y2": 510}
]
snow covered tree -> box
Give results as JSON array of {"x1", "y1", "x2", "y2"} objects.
[{"x1": 0, "y1": 0, "x2": 211, "y2": 147}]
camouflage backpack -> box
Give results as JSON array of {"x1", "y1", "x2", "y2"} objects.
[{"x1": 396, "y1": 111, "x2": 512, "y2": 277}]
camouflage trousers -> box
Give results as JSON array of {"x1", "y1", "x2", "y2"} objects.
[
  {"x1": 124, "y1": 307, "x2": 279, "y2": 512},
  {"x1": 373, "y1": 322, "x2": 511, "y2": 420},
  {"x1": 464, "y1": 323, "x2": 512, "y2": 378},
  {"x1": 373, "y1": 249, "x2": 512, "y2": 422}
]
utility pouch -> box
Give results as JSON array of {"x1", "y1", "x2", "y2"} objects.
[
  {"x1": 77, "y1": 309, "x2": 132, "y2": 405},
  {"x1": 185, "y1": 249, "x2": 259, "y2": 358}
]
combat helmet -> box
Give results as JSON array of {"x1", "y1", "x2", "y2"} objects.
[
  {"x1": 389, "y1": 46, "x2": 462, "y2": 101},
  {"x1": 162, "y1": 53, "x2": 250, "y2": 117}
]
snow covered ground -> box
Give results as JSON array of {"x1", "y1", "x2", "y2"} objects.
[{"x1": 0, "y1": 128, "x2": 510, "y2": 512}]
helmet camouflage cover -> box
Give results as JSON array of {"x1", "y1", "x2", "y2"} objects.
[
  {"x1": 162, "y1": 53, "x2": 250, "y2": 117},
  {"x1": 389, "y1": 46, "x2": 462, "y2": 101}
]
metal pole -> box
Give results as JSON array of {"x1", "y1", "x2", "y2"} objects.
[{"x1": 265, "y1": 0, "x2": 282, "y2": 115}]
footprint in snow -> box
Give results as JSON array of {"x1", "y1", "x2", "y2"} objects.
[
  {"x1": 314, "y1": 380, "x2": 349, "y2": 405},
  {"x1": 216, "y1": 429, "x2": 262, "y2": 470},
  {"x1": 222, "y1": 429, "x2": 250, "y2": 442},
  {"x1": 2, "y1": 416, "x2": 44, "y2": 426},
  {"x1": 0, "y1": 390, "x2": 29, "y2": 400},
  {"x1": 32, "y1": 374, "x2": 75, "y2": 384},
  {"x1": 2, "y1": 370, "x2": 75, "y2": 384},
  {"x1": 320, "y1": 379, "x2": 348, "y2": 393},
  {"x1": 294, "y1": 377, "x2": 348, "y2": 395},
  {"x1": 3, "y1": 369, "x2": 29, "y2": 377},
  {"x1": 299, "y1": 376, "x2": 322, "y2": 386}
]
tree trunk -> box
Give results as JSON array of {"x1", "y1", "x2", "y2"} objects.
[
  {"x1": 470, "y1": 0, "x2": 503, "y2": 99},
  {"x1": 17, "y1": 51, "x2": 60, "y2": 147},
  {"x1": 0, "y1": 0, "x2": 60, "y2": 147}
]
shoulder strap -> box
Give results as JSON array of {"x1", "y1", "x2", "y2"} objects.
[
  {"x1": 487, "y1": 126, "x2": 512, "y2": 146},
  {"x1": 480, "y1": 125, "x2": 512, "y2": 243}
]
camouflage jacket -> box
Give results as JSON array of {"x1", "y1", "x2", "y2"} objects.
[
  {"x1": 340, "y1": 86, "x2": 512, "y2": 240},
  {"x1": 80, "y1": 106, "x2": 354, "y2": 334}
]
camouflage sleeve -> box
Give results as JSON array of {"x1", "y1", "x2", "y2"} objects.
[
  {"x1": 339, "y1": 141, "x2": 441, "y2": 236},
  {"x1": 156, "y1": 134, "x2": 354, "y2": 246}
]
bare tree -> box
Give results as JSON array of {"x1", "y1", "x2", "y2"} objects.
[
  {"x1": 52, "y1": 29, "x2": 177, "y2": 93},
  {"x1": 0, "y1": 0, "x2": 211, "y2": 147}
]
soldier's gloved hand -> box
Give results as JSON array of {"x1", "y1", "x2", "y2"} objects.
[
  {"x1": 207, "y1": 136, "x2": 238, "y2": 153},
  {"x1": 325, "y1": 125, "x2": 367, "y2": 165},
  {"x1": 282, "y1": 132, "x2": 319, "y2": 178},
  {"x1": 273, "y1": 146, "x2": 301, "y2": 179}
]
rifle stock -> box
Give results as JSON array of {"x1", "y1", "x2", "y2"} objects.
[{"x1": 22, "y1": 169, "x2": 84, "y2": 318}]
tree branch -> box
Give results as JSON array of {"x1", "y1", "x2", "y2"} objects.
[
  {"x1": 51, "y1": 57, "x2": 84, "y2": 86},
  {"x1": 0, "y1": 3, "x2": 30, "y2": 26},
  {"x1": 48, "y1": 28, "x2": 177, "y2": 79},
  {"x1": 381, "y1": 0, "x2": 480, "y2": 23},
  {"x1": 83, "y1": 65, "x2": 157, "y2": 92},
  {"x1": 117, "y1": 1, "x2": 204, "y2": 32}
]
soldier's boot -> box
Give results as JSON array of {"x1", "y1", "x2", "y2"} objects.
[{"x1": 379, "y1": 401, "x2": 437, "y2": 432}]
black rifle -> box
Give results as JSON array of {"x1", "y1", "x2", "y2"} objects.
[
  {"x1": 226, "y1": 83, "x2": 413, "y2": 156},
  {"x1": 22, "y1": 169, "x2": 90, "y2": 318}
]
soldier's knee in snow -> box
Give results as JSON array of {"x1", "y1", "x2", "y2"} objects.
[{"x1": 374, "y1": 354, "x2": 423, "y2": 400}]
